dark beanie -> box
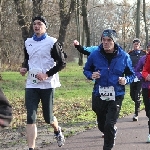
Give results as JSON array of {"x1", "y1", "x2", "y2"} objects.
[
  {"x1": 133, "y1": 38, "x2": 141, "y2": 43},
  {"x1": 101, "y1": 29, "x2": 117, "y2": 43},
  {"x1": 147, "y1": 42, "x2": 150, "y2": 48},
  {"x1": 32, "y1": 16, "x2": 47, "y2": 27}
]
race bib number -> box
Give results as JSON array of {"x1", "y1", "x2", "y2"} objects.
[
  {"x1": 28, "y1": 69, "x2": 42, "y2": 84},
  {"x1": 134, "y1": 76, "x2": 140, "y2": 82},
  {"x1": 99, "y1": 86, "x2": 115, "y2": 101}
]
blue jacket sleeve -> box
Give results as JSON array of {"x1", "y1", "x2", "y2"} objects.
[
  {"x1": 75, "y1": 45, "x2": 99, "y2": 56},
  {"x1": 124, "y1": 55, "x2": 135, "y2": 84},
  {"x1": 83, "y1": 54, "x2": 94, "y2": 80},
  {"x1": 83, "y1": 46, "x2": 99, "y2": 53}
]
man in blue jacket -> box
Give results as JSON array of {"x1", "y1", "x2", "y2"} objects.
[{"x1": 83, "y1": 29, "x2": 135, "y2": 150}]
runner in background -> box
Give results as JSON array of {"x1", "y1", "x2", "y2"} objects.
[{"x1": 128, "y1": 39, "x2": 146, "y2": 121}]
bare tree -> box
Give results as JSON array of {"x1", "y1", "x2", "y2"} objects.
[
  {"x1": 75, "y1": 0, "x2": 83, "y2": 66},
  {"x1": 0, "y1": 0, "x2": 2, "y2": 78},
  {"x1": 143, "y1": 0, "x2": 149, "y2": 47},
  {"x1": 136, "y1": 0, "x2": 141, "y2": 38},
  {"x1": 58, "y1": 0, "x2": 76, "y2": 45},
  {"x1": 81, "y1": 0, "x2": 90, "y2": 46},
  {"x1": 14, "y1": 0, "x2": 43, "y2": 42},
  {"x1": 1, "y1": 0, "x2": 150, "y2": 70}
]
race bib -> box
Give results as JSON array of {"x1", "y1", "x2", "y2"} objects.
[
  {"x1": 99, "y1": 86, "x2": 115, "y2": 101},
  {"x1": 134, "y1": 76, "x2": 140, "y2": 82},
  {"x1": 28, "y1": 69, "x2": 42, "y2": 84}
]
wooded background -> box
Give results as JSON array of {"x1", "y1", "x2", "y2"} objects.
[{"x1": 0, "y1": 0, "x2": 150, "y2": 70}]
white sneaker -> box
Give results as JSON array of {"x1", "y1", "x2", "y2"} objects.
[
  {"x1": 101, "y1": 133, "x2": 104, "y2": 138},
  {"x1": 101, "y1": 126, "x2": 117, "y2": 139},
  {"x1": 133, "y1": 114, "x2": 138, "y2": 121},
  {"x1": 114, "y1": 126, "x2": 117, "y2": 139},
  {"x1": 147, "y1": 134, "x2": 150, "y2": 143},
  {"x1": 54, "y1": 126, "x2": 65, "y2": 147}
]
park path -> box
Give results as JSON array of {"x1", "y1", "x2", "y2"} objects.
[{"x1": 46, "y1": 110, "x2": 150, "y2": 150}]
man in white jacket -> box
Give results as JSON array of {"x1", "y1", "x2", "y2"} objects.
[{"x1": 20, "y1": 16, "x2": 66, "y2": 150}]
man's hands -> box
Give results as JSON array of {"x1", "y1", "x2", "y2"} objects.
[
  {"x1": 92, "y1": 71, "x2": 100, "y2": 79},
  {"x1": 36, "y1": 73, "x2": 48, "y2": 81},
  {"x1": 20, "y1": 68, "x2": 27, "y2": 76},
  {"x1": 20, "y1": 68, "x2": 48, "y2": 81},
  {"x1": 73, "y1": 40, "x2": 80, "y2": 46},
  {"x1": 118, "y1": 77, "x2": 126, "y2": 85}
]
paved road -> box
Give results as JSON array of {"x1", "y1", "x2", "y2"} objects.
[{"x1": 46, "y1": 110, "x2": 150, "y2": 150}]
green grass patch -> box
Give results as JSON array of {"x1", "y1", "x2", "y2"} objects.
[{"x1": 0, "y1": 62, "x2": 144, "y2": 131}]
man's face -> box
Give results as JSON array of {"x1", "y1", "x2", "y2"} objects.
[
  {"x1": 133, "y1": 42, "x2": 140, "y2": 50},
  {"x1": 102, "y1": 37, "x2": 115, "y2": 53},
  {"x1": 33, "y1": 20, "x2": 46, "y2": 35}
]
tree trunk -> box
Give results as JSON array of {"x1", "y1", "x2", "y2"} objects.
[
  {"x1": 81, "y1": 0, "x2": 90, "y2": 46},
  {"x1": 14, "y1": 0, "x2": 43, "y2": 42},
  {"x1": 14, "y1": 0, "x2": 30, "y2": 42},
  {"x1": 75, "y1": 0, "x2": 83, "y2": 66},
  {"x1": 0, "y1": 0, "x2": 3, "y2": 72},
  {"x1": 58, "y1": 0, "x2": 76, "y2": 46},
  {"x1": 136, "y1": 0, "x2": 141, "y2": 38},
  {"x1": 143, "y1": 0, "x2": 148, "y2": 48}
]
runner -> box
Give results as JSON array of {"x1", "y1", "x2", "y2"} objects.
[
  {"x1": 83, "y1": 29, "x2": 135, "y2": 150},
  {"x1": 20, "y1": 16, "x2": 66, "y2": 150},
  {"x1": 128, "y1": 39, "x2": 146, "y2": 121}
]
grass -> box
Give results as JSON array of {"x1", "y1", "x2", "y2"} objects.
[{"x1": 0, "y1": 62, "x2": 144, "y2": 135}]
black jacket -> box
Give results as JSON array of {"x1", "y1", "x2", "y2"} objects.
[
  {"x1": 0, "y1": 88, "x2": 12, "y2": 127},
  {"x1": 128, "y1": 50, "x2": 146, "y2": 68}
]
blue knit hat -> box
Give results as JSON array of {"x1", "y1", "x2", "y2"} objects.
[{"x1": 101, "y1": 29, "x2": 117, "y2": 43}]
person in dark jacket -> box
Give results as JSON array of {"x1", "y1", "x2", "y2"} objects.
[
  {"x1": 128, "y1": 38, "x2": 146, "y2": 121},
  {"x1": 83, "y1": 29, "x2": 135, "y2": 150},
  {"x1": 141, "y1": 42, "x2": 150, "y2": 142},
  {"x1": 0, "y1": 88, "x2": 12, "y2": 130}
]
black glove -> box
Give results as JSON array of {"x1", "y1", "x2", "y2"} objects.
[{"x1": 0, "y1": 88, "x2": 12, "y2": 128}]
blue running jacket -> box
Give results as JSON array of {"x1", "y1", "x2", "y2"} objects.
[{"x1": 83, "y1": 44, "x2": 135, "y2": 97}]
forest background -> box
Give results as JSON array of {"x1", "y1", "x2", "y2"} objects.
[{"x1": 0, "y1": 0, "x2": 150, "y2": 149}]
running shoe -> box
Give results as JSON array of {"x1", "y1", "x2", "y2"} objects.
[
  {"x1": 114, "y1": 126, "x2": 117, "y2": 139},
  {"x1": 133, "y1": 114, "x2": 138, "y2": 121},
  {"x1": 147, "y1": 134, "x2": 150, "y2": 143},
  {"x1": 54, "y1": 126, "x2": 65, "y2": 147}
]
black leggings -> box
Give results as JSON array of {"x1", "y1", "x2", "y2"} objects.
[
  {"x1": 130, "y1": 81, "x2": 142, "y2": 115},
  {"x1": 92, "y1": 94, "x2": 124, "y2": 150}
]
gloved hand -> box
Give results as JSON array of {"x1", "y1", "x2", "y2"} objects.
[{"x1": 118, "y1": 77, "x2": 127, "y2": 85}]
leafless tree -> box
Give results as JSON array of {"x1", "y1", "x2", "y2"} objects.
[
  {"x1": 143, "y1": 0, "x2": 149, "y2": 47},
  {"x1": 136, "y1": 0, "x2": 141, "y2": 38}
]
